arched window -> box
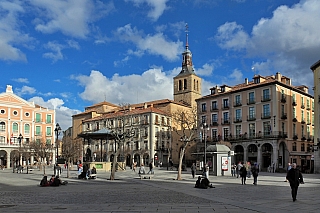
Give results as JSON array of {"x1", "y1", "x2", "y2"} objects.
[
  {"x1": 0, "y1": 121, "x2": 5, "y2": 132},
  {"x1": 178, "y1": 80, "x2": 182, "y2": 91},
  {"x1": 184, "y1": 79, "x2": 187, "y2": 89},
  {"x1": 24, "y1": 124, "x2": 30, "y2": 134},
  {"x1": 194, "y1": 79, "x2": 196, "y2": 90},
  {"x1": 12, "y1": 122, "x2": 18, "y2": 133},
  {"x1": 196, "y1": 80, "x2": 199, "y2": 91}
]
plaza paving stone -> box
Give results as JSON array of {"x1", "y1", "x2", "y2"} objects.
[{"x1": 0, "y1": 166, "x2": 320, "y2": 212}]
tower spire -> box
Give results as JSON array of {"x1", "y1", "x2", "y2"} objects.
[{"x1": 185, "y1": 23, "x2": 189, "y2": 50}]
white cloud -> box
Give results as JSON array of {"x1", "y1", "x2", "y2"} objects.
[
  {"x1": 15, "y1": 86, "x2": 36, "y2": 96},
  {"x1": 126, "y1": 0, "x2": 169, "y2": 21},
  {"x1": 214, "y1": 0, "x2": 320, "y2": 89},
  {"x1": 73, "y1": 69, "x2": 174, "y2": 104},
  {"x1": 195, "y1": 63, "x2": 214, "y2": 76},
  {"x1": 30, "y1": 0, "x2": 114, "y2": 38},
  {"x1": 12, "y1": 78, "x2": 29, "y2": 83},
  {"x1": 0, "y1": 0, "x2": 31, "y2": 61},
  {"x1": 115, "y1": 24, "x2": 183, "y2": 61},
  {"x1": 43, "y1": 40, "x2": 80, "y2": 62}
]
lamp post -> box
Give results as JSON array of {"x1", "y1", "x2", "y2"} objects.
[
  {"x1": 54, "y1": 123, "x2": 61, "y2": 164},
  {"x1": 200, "y1": 123, "x2": 209, "y2": 166},
  {"x1": 18, "y1": 133, "x2": 23, "y2": 167}
]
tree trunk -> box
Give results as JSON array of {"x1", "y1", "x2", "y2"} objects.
[
  {"x1": 110, "y1": 156, "x2": 118, "y2": 180},
  {"x1": 67, "y1": 158, "x2": 71, "y2": 178},
  {"x1": 176, "y1": 147, "x2": 186, "y2": 180}
]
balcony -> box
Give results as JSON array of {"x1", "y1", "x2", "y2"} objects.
[
  {"x1": 306, "y1": 105, "x2": 310, "y2": 110},
  {"x1": 301, "y1": 135, "x2": 306, "y2": 141},
  {"x1": 227, "y1": 131, "x2": 287, "y2": 142},
  {"x1": 221, "y1": 119, "x2": 230, "y2": 125},
  {"x1": 261, "y1": 95, "x2": 271, "y2": 102},
  {"x1": 247, "y1": 98, "x2": 255, "y2": 105},
  {"x1": 234, "y1": 118, "x2": 242, "y2": 123},
  {"x1": 247, "y1": 115, "x2": 256, "y2": 121},
  {"x1": 301, "y1": 119, "x2": 306, "y2": 124},
  {"x1": 281, "y1": 95, "x2": 286, "y2": 103},
  {"x1": 35, "y1": 119, "x2": 42, "y2": 123},
  {"x1": 261, "y1": 113, "x2": 271, "y2": 119},
  {"x1": 210, "y1": 106, "x2": 219, "y2": 112},
  {"x1": 301, "y1": 104, "x2": 305, "y2": 109},
  {"x1": 233, "y1": 101, "x2": 242, "y2": 107},
  {"x1": 292, "y1": 117, "x2": 297, "y2": 122},
  {"x1": 46, "y1": 120, "x2": 52, "y2": 124},
  {"x1": 210, "y1": 121, "x2": 219, "y2": 126},
  {"x1": 293, "y1": 134, "x2": 298, "y2": 140},
  {"x1": 200, "y1": 108, "x2": 207, "y2": 113},
  {"x1": 292, "y1": 101, "x2": 297, "y2": 106},
  {"x1": 281, "y1": 113, "x2": 287, "y2": 119},
  {"x1": 221, "y1": 104, "x2": 229, "y2": 110}
]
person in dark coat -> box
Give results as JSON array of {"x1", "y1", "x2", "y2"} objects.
[
  {"x1": 240, "y1": 164, "x2": 247, "y2": 185},
  {"x1": 286, "y1": 163, "x2": 304, "y2": 202},
  {"x1": 251, "y1": 163, "x2": 259, "y2": 185},
  {"x1": 191, "y1": 163, "x2": 196, "y2": 178}
]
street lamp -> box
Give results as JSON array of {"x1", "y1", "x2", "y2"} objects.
[
  {"x1": 200, "y1": 123, "x2": 209, "y2": 166},
  {"x1": 54, "y1": 123, "x2": 61, "y2": 164},
  {"x1": 17, "y1": 133, "x2": 23, "y2": 167}
]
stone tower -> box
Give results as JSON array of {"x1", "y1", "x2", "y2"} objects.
[{"x1": 173, "y1": 24, "x2": 202, "y2": 108}]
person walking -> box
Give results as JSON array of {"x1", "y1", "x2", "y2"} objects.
[
  {"x1": 147, "y1": 162, "x2": 154, "y2": 174},
  {"x1": 191, "y1": 163, "x2": 196, "y2": 178},
  {"x1": 240, "y1": 163, "x2": 247, "y2": 185},
  {"x1": 231, "y1": 164, "x2": 236, "y2": 177},
  {"x1": 251, "y1": 163, "x2": 259, "y2": 185},
  {"x1": 286, "y1": 163, "x2": 304, "y2": 202},
  {"x1": 236, "y1": 161, "x2": 243, "y2": 178}
]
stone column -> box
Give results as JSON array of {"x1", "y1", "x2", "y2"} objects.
[
  {"x1": 243, "y1": 144, "x2": 247, "y2": 162},
  {"x1": 273, "y1": 143, "x2": 278, "y2": 172},
  {"x1": 149, "y1": 115, "x2": 155, "y2": 166},
  {"x1": 257, "y1": 146, "x2": 262, "y2": 171},
  {"x1": 6, "y1": 151, "x2": 10, "y2": 168}
]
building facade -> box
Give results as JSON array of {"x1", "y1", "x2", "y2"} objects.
[
  {"x1": 0, "y1": 85, "x2": 56, "y2": 168},
  {"x1": 196, "y1": 73, "x2": 314, "y2": 173},
  {"x1": 71, "y1": 32, "x2": 202, "y2": 167},
  {"x1": 311, "y1": 59, "x2": 320, "y2": 173}
]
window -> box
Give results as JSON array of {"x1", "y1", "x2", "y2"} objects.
[
  {"x1": 249, "y1": 123, "x2": 255, "y2": 138},
  {"x1": 24, "y1": 124, "x2": 30, "y2": 134},
  {"x1": 25, "y1": 112, "x2": 30, "y2": 117},
  {"x1": 263, "y1": 104, "x2": 270, "y2": 117},
  {"x1": 293, "y1": 123, "x2": 296, "y2": 136},
  {"x1": 12, "y1": 122, "x2": 18, "y2": 133},
  {"x1": 0, "y1": 109, "x2": 5, "y2": 114},
  {"x1": 307, "y1": 99, "x2": 310, "y2": 108},
  {"x1": 281, "y1": 105, "x2": 285, "y2": 115},
  {"x1": 263, "y1": 122, "x2": 271, "y2": 136},
  {"x1": 249, "y1": 92, "x2": 255, "y2": 103},
  {"x1": 293, "y1": 108, "x2": 296, "y2": 118},
  {"x1": 155, "y1": 115, "x2": 159, "y2": 124},
  {"x1": 235, "y1": 109, "x2": 241, "y2": 120},
  {"x1": 249, "y1": 107, "x2": 255, "y2": 119},
  {"x1": 46, "y1": 139, "x2": 51, "y2": 145},
  {"x1": 46, "y1": 127, "x2": 52, "y2": 136},
  {"x1": 301, "y1": 143, "x2": 305, "y2": 152},
  {"x1": 212, "y1": 129, "x2": 217, "y2": 140},
  {"x1": 144, "y1": 141, "x2": 148, "y2": 149},
  {"x1": 0, "y1": 122, "x2": 5, "y2": 132},
  {"x1": 235, "y1": 125, "x2": 241, "y2": 137},
  {"x1": 211, "y1": 114, "x2": 218, "y2": 123},
  {"x1": 235, "y1": 95, "x2": 241, "y2": 105},
  {"x1": 211, "y1": 101, "x2": 217, "y2": 110},
  {"x1": 201, "y1": 116, "x2": 206, "y2": 124},
  {"x1": 35, "y1": 113, "x2": 41, "y2": 123},
  {"x1": 292, "y1": 142, "x2": 297, "y2": 151},
  {"x1": 223, "y1": 99, "x2": 229, "y2": 108},
  {"x1": 223, "y1": 112, "x2": 229, "y2": 123},
  {"x1": 46, "y1": 114, "x2": 52, "y2": 123},
  {"x1": 301, "y1": 97, "x2": 304, "y2": 105},
  {"x1": 223, "y1": 128, "x2": 229, "y2": 140},
  {"x1": 35, "y1": 126, "x2": 41, "y2": 135},
  {"x1": 293, "y1": 93, "x2": 296, "y2": 102},
  {"x1": 301, "y1": 125, "x2": 304, "y2": 137},
  {"x1": 13, "y1": 110, "x2": 18, "y2": 115},
  {"x1": 0, "y1": 136, "x2": 5, "y2": 143},
  {"x1": 263, "y1": 89, "x2": 270, "y2": 100},
  {"x1": 178, "y1": 80, "x2": 182, "y2": 91},
  {"x1": 301, "y1": 110, "x2": 304, "y2": 122},
  {"x1": 201, "y1": 103, "x2": 206, "y2": 112},
  {"x1": 184, "y1": 79, "x2": 187, "y2": 89}
]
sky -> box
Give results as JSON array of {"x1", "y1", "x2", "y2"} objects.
[{"x1": 1, "y1": 0, "x2": 320, "y2": 131}]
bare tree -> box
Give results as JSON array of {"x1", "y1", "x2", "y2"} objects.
[
  {"x1": 61, "y1": 137, "x2": 82, "y2": 178},
  {"x1": 107, "y1": 104, "x2": 135, "y2": 180},
  {"x1": 29, "y1": 140, "x2": 54, "y2": 175},
  {"x1": 171, "y1": 107, "x2": 198, "y2": 180}
]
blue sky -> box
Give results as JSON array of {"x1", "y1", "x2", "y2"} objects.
[{"x1": 1, "y1": 0, "x2": 320, "y2": 131}]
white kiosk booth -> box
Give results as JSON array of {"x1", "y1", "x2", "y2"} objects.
[{"x1": 206, "y1": 144, "x2": 231, "y2": 176}]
